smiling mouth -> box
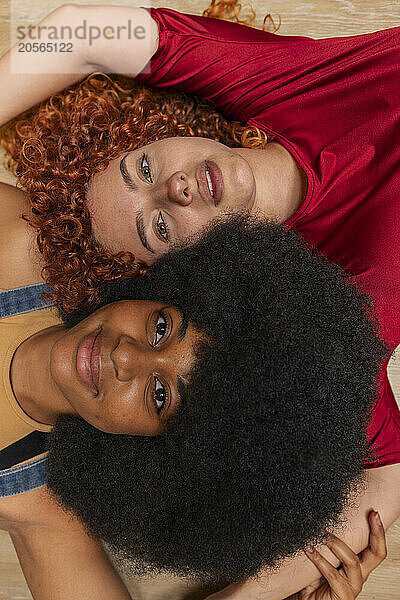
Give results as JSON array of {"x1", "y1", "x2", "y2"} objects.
[
  {"x1": 196, "y1": 161, "x2": 224, "y2": 207},
  {"x1": 76, "y1": 327, "x2": 102, "y2": 393}
]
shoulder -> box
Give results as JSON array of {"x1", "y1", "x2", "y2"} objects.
[
  {"x1": 0, "y1": 182, "x2": 44, "y2": 289},
  {"x1": 0, "y1": 182, "x2": 28, "y2": 218},
  {"x1": 0, "y1": 484, "x2": 75, "y2": 533}
]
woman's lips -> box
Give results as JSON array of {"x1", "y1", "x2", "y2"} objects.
[
  {"x1": 196, "y1": 160, "x2": 224, "y2": 207},
  {"x1": 206, "y1": 160, "x2": 224, "y2": 206},
  {"x1": 76, "y1": 327, "x2": 102, "y2": 393}
]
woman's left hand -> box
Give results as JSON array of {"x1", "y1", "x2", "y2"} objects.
[{"x1": 300, "y1": 510, "x2": 387, "y2": 600}]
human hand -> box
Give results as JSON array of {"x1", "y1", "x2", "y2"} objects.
[{"x1": 300, "y1": 510, "x2": 387, "y2": 600}]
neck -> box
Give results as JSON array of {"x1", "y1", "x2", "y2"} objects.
[
  {"x1": 233, "y1": 142, "x2": 307, "y2": 223},
  {"x1": 10, "y1": 325, "x2": 72, "y2": 425}
]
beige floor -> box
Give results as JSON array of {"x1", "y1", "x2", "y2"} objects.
[{"x1": 0, "y1": 0, "x2": 400, "y2": 598}]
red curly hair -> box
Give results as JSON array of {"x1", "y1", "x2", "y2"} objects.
[{"x1": 1, "y1": 0, "x2": 274, "y2": 312}]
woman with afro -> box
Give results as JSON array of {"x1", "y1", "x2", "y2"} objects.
[
  {"x1": 0, "y1": 215, "x2": 391, "y2": 599},
  {"x1": 0, "y1": 0, "x2": 399, "y2": 598}
]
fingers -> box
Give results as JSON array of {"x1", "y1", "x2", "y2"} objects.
[
  {"x1": 305, "y1": 533, "x2": 364, "y2": 596},
  {"x1": 325, "y1": 533, "x2": 363, "y2": 593},
  {"x1": 359, "y1": 510, "x2": 387, "y2": 576},
  {"x1": 303, "y1": 510, "x2": 387, "y2": 600},
  {"x1": 304, "y1": 541, "x2": 359, "y2": 599}
]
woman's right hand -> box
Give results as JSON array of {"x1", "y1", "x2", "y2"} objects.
[{"x1": 300, "y1": 510, "x2": 387, "y2": 600}]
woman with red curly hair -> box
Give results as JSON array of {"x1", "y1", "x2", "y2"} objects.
[
  {"x1": 0, "y1": 1, "x2": 399, "y2": 599},
  {"x1": 0, "y1": 3, "x2": 303, "y2": 312}
]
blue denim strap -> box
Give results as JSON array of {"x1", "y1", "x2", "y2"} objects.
[
  {"x1": 0, "y1": 283, "x2": 54, "y2": 318},
  {"x1": 0, "y1": 456, "x2": 48, "y2": 497},
  {"x1": 0, "y1": 283, "x2": 53, "y2": 494}
]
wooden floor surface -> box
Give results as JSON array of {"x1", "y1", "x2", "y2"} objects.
[{"x1": 0, "y1": 0, "x2": 399, "y2": 598}]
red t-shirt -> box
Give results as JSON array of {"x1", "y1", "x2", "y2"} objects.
[{"x1": 136, "y1": 7, "x2": 400, "y2": 469}]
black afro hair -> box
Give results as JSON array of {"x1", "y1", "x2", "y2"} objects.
[{"x1": 47, "y1": 214, "x2": 387, "y2": 584}]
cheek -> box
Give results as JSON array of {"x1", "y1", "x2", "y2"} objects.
[
  {"x1": 97, "y1": 381, "x2": 148, "y2": 434},
  {"x1": 63, "y1": 392, "x2": 121, "y2": 435},
  {"x1": 178, "y1": 208, "x2": 215, "y2": 239}
]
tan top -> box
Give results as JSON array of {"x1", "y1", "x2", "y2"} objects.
[{"x1": 0, "y1": 307, "x2": 61, "y2": 459}]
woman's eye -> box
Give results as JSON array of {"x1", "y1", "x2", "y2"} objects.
[
  {"x1": 154, "y1": 311, "x2": 167, "y2": 345},
  {"x1": 153, "y1": 376, "x2": 168, "y2": 413},
  {"x1": 141, "y1": 153, "x2": 152, "y2": 183},
  {"x1": 157, "y1": 211, "x2": 169, "y2": 243}
]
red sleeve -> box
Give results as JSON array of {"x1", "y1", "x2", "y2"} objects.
[
  {"x1": 135, "y1": 6, "x2": 311, "y2": 122},
  {"x1": 137, "y1": 8, "x2": 400, "y2": 163},
  {"x1": 365, "y1": 369, "x2": 400, "y2": 469}
]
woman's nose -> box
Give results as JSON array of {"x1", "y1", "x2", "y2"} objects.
[
  {"x1": 110, "y1": 336, "x2": 140, "y2": 381},
  {"x1": 167, "y1": 171, "x2": 193, "y2": 206},
  {"x1": 110, "y1": 336, "x2": 172, "y2": 381}
]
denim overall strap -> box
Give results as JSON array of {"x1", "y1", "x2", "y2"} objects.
[
  {"x1": 0, "y1": 283, "x2": 54, "y2": 318},
  {"x1": 0, "y1": 456, "x2": 48, "y2": 497},
  {"x1": 0, "y1": 283, "x2": 54, "y2": 497}
]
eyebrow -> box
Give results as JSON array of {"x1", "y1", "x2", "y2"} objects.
[
  {"x1": 119, "y1": 155, "x2": 156, "y2": 255},
  {"x1": 120, "y1": 154, "x2": 137, "y2": 192},
  {"x1": 178, "y1": 312, "x2": 189, "y2": 343},
  {"x1": 136, "y1": 211, "x2": 156, "y2": 255}
]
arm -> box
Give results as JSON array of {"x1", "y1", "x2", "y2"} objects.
[
  {"x1": 1, "y1": 3, "x2": 311, "y2": 130},
  {"x1": 0, "y1": 3, "x2": 158, "y2": 127},
  {"x1": 1, "y1": 486, "x2": 131, "y2": 600},
  {"x1": 206, "y1": 463, "x2": 400, "y2": 600}
]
